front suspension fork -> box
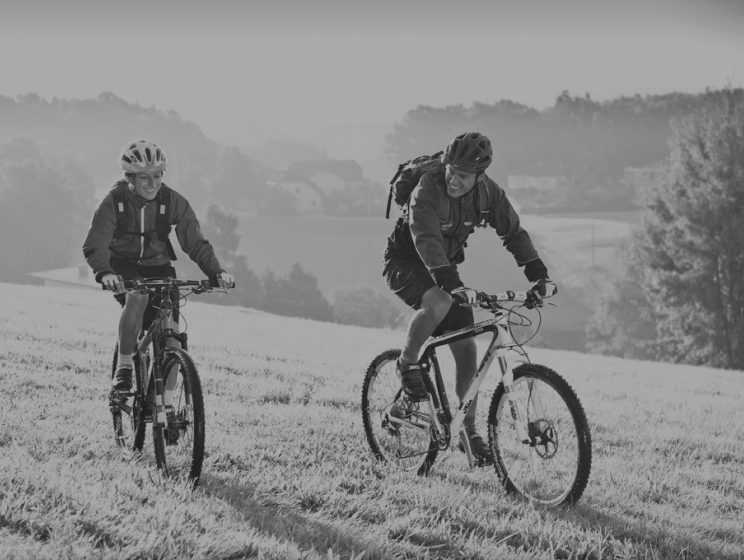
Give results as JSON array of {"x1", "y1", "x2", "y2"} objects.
[{"x1": 500, "y1": 356, "x2": 530, "y2": 444}]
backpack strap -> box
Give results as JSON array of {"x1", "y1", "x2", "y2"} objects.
[
  {"x1": 154, "y1": 185, "x2": 177, "y2": 261},
  {"x1": 386, "y1": 160, "x2": 409, "y2": 219},
  {"x1": 111, "y1": 181, "x2": 130, "y2": 238},
  {"x1": 110, "y1": 181, "x2": 177, "y2": 261},
  {"x1": 474, "y1": 176, "x2": 492, "y2": 228}
]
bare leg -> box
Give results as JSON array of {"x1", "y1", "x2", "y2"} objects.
[
  {"x1": 118, "y1": 293, "x2": 148, "y2": 354},
  {"x1": 400, "y1": 287, "x2": 452, "y2": 364}
]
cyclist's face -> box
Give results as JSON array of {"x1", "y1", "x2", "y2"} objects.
[
  {"x1": 444, "y1": 165, "x2": 477, "y2": 198},
  {"x1": 131, "y1": 171, "x2": 163, "y2": 200}
]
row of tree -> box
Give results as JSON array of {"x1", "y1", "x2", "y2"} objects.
[
  {"x1": 2, "y1": 90, "x2": 731, "y2": 217},
  {"x1": 385, "y1": 91, "x2": 720, "y2": 212},
  {"x1": 198, "y1": 205, "x2": 404, "y2": 327},
  {"x1": 586, "y1": 89, "x2": 744, "y2": 369}
]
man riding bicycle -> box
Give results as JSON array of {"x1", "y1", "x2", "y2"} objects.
[
  {"x1": 383, "y1": 131, "x2": 556, "y2": 465},
  {"x1": 83, "y1": 139, "x2": 235, "y2": 392}
]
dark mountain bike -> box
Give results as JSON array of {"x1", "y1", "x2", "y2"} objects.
[
  {"x1": 361, "y1": 288, "x2": 592, "y2": 507},
  {"x1": 107, "y1": 277, "x2": 220, "y2": 484}
]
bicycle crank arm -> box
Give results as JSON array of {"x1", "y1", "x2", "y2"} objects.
[
  {"x1": 382, "y1": 403, "x2": 430, "y2": 431},
  {"x1": 458, "y1": 430, "x2": 476, "y2": 468}
]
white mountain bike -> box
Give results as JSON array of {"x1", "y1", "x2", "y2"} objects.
[{"x1": 361, "y1": 288, "x2": 592, "y2": 507}]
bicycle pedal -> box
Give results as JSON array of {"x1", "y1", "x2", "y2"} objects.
[
  {"x1": 108, "y1": 391, "x2": 127, "y2": 406},
  {"x1": 164, "y1": 428, "x2": 180, "y2": 446}
]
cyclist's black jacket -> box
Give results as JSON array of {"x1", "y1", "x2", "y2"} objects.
[
  {"x1": 83, "y1": 182, "x2": 224, "y2": 283},
  {"x1": 384, "y1": 171, "x2": 546, "y2": 292}
]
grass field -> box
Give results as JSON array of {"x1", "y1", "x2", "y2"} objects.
[{"x1": 1, "y1": 282, "x2": 742, "y2": 559}]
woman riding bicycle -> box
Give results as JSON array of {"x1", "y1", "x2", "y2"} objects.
[
  {"x1": 382, "y1": 131, "x2": 557, "y2": 465},
  {"x1": 82, "y1": 139, "x2": 235, "y2": 392}
]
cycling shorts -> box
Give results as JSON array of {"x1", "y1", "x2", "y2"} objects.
[
  {"x1": 110, "y1": 257, "x2": 178, "y2": 329},
  {"x1": 383, "y1": 256, "x2": 473, "y2": 335}
]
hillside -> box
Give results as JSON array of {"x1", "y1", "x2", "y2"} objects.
[{"x1": 0, "y1": 283, "x2": 742, "y2": 559}]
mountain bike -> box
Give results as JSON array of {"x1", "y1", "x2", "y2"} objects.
[
  {"x1": 361, "y1": 288, "x2": 592, "y2": 507},
  {"x1": 107, "y1": 277, "x2": 219, "y2": 484}
]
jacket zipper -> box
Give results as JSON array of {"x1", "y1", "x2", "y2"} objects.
[{"x1": 139, "y1": 206, "x2": 146, "y2": 259}]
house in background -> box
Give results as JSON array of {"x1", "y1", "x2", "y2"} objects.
[
  {"x1": 506, "y1": 175, "x2": 564, "y2": 212},
  {"x1": 265, "y1": 159, "x2": 373, "y2": 216},
  {"x1": 507, "y1": 175, "x2": 563, "y2": 192},
  {"x1": 28, "y1": 263, "x2": 99, "y2": 289},
  {"x1": 288, "y1": 160, "x2": 364, "y2": 197},
  {"x1": 270, "y1": 170, "x2": 324, "y2": 214}
]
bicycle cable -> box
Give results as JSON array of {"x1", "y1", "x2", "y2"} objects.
[{"x1": 505, "y1": 304, "x2": 543, "y2": 353}]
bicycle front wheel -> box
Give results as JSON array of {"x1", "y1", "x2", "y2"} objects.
[
  {"x1": 110, "y1": 344, "x2": 145, "y2": 451},
  {"x1": 487, "y1": 363, "x2": 592, "y2": 506},
  {"x1": 361, "y1": 348, "x2": 438, "y2": 475},
  {"x1": 152, "y1": 348, "x2": 205, "y2": 484}
]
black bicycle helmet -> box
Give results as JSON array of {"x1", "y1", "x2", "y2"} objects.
[{"x1": 442, "y1": 132, "x2": 493, "y2": 174}]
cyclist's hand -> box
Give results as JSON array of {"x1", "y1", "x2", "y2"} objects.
[
  {"x1": 451, "y1": 286, "x2": 478, "y2": 305},
  {"x1": 101, "y1": 273, "x2": 125, "y2": 294},
  {"x1": 217, "y1": 271, "x2": 235, "y2": 289},
  {"x1": 526, "y1": 278, "x2": 557, "y2": 308}
]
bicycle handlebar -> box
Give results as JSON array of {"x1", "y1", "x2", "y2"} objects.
[
  {"x1": 474, "y1": 287, "x2": 556, "y2": 311},
  {"x1": 101, "y1": 277, "x2": 216, "y2": 294}
]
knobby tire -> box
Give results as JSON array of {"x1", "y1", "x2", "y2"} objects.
[
  {"x1": 487, "y1": 363, "x2": 592, "y2": 506},
  {"x1": 110, "y1": 344, "x2": 146, "y2": 451},
  {"x1": 152, "y1": 348, "x2": 205, "y2": 484},
  {"x1": 361, "y1": 348, "x2": 438, "y2": 476}
]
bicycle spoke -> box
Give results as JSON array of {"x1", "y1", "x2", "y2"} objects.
[
  {"x1": 110, "y1": 344, "x2": 146, "y2": 451},
  {"x1": 362, "y1": 349, "x2": 438, "y2": 474},
  {"x1": 153, "y1": 350, "x2": 205, "y2": 484},
  {"x1": 489, "y1": 365, "x2": 591, "y2": 506}
]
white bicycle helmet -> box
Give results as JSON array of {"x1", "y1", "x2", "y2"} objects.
[{"x1": 120, "y1": 139, "x2": 167, "y2": 173}]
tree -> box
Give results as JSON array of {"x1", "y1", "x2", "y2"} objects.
[
  {"x1": 261, "y1": 263, "x2": 334, "y2": 322},
  {"x1": 211, "y1": 146, "x2": 266, "y2": 210},
  {"x1": 593, "y1": 90, "x2": 744, "y2": 367},
  {"x1": 333, "y1": 285, "x2": 405, "y2": 328},
  {"x1": 0, "y1": 139, "x2": 95, "y2": 282},
  {"x1": 201, "y1": 204, "x2": 263, "y2": 308},
  {"x1": 586, "y1": 241, "x2": 661, "y2": 360}
]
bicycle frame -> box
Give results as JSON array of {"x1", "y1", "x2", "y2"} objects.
[
  {"x1": 133, "y1": 285, "x2": 190, "y2": 426},
  {"x1": 411, "y1": 306, "x2": 544, "y2": 467}
]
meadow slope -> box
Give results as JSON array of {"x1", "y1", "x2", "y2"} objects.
[{"x1": 0, "y1": 282, "x2": 742, "y2": 560}]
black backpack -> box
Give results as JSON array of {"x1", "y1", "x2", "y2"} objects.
[
  {"x1": 385, "y1": 152, "x2": 492, "y2": 228},
  {"x1": 385, "y1": 151, "x2": 444, "y2": 219},
  {"x1": 111, "y1": 181, "x2": 177, "y2": 260}
]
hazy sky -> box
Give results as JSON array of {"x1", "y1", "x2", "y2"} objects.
[{"x1": 2, "y1": 0, "x2": 743, "y2": 150}]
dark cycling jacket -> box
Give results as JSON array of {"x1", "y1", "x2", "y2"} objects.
[
  {"x1": 83, "y1": 182, "x2": 224, "y2": 283},
  {"x1": 384, "y1": 171, "x2": 545, "y2": 292}
]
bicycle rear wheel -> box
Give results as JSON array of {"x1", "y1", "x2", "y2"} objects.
[
  {"x1": 152, "y1": 348, "x2": 205, "y2": 484},
  {"x1": 487, "y1": 363, "x2": 591, "y2": 506},
  {"x1": 361, "y1": 348, "x2": 438, "y2": 475},
  {"x1": 110, "y1": 344, "x2": 145, "y2": 451}
]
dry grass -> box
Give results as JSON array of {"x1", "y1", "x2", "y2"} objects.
[{"x1": 0, "y1": 282, "x2": 742, "y2": 559}]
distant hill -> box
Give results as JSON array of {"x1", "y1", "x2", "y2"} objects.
[{"x1": 0, "y1": 92, "x2": 221, "y2": 208}]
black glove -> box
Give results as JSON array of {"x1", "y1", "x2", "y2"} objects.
[
  {"x1": 523, "y1": 258, "x2": 549, "y2": 283},
  {"x1": 525, "y1": 278, "x2": 557, "y2": 308},
  {"x1": 531, "y1": 278, "x2": 557, "y2": 297},
  {"x1": 431, "y1": 265, "x2": 464, "y2": 294},
  {"x1": 451, "y1": 286, "x2": 478, "y2": 305}
]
